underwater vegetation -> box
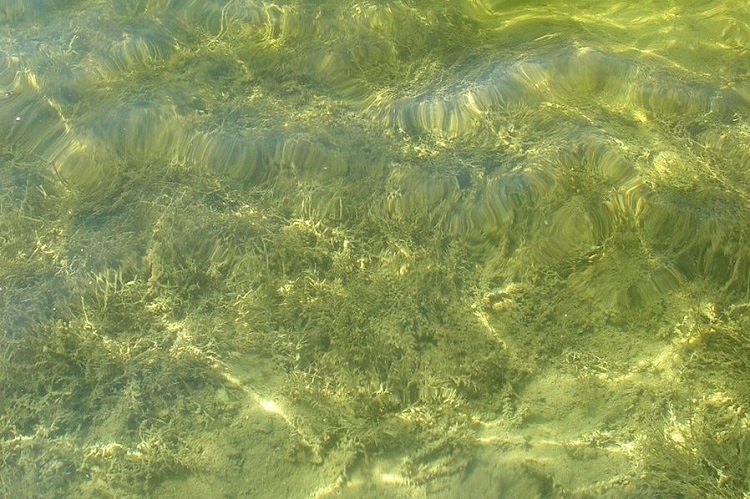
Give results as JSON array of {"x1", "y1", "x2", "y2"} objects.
[{"x1": 1, "y1": 0, "x2": 750, "y2": 496}]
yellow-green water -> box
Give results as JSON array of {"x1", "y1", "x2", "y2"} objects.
[{"x1": 1, "y1": 1, "x2": 750, "y2": 497}]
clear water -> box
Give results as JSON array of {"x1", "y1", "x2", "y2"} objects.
[{"x1": 1, "y1": 1, "x2": 750, "y2": 497}]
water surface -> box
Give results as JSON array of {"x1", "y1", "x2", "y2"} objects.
[{"x1": 1, "y1": 1, "x2": 750, "y2": 497}]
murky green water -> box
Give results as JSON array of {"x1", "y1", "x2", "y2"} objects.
[{"x1": 2, "y1": 1, "x2": 750, "y2": 497}]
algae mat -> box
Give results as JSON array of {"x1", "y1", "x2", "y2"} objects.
[{"x1": 1, "y1": 0, "x2": 750, "y2": 497}]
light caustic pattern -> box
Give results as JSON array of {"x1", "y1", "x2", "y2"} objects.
[{"x1": 2, "y1": 1, "x2": 750, "y2": 495}]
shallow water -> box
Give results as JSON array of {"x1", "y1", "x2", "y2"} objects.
[{"x1": 2, "y1": 1, "x2": 750, "y2": 497}]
